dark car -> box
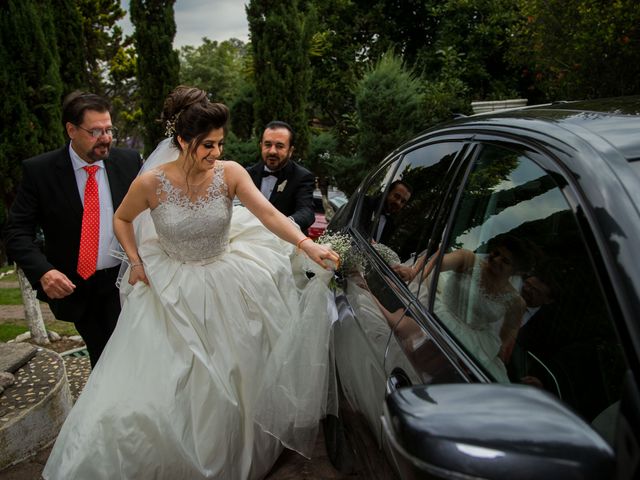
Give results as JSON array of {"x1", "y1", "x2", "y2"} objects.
[
  {"x1": 308, "y1": 189, "x2": 348, "y2": 240},
  {"x1": 325, "y1": 97, "x2": 640, "y2": 480}
]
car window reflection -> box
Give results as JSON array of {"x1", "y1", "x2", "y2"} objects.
[
  {"x1": 356, "y1": 143, "x2": 461, "y2": 262},
  {"x1": 419, "y1": 144, "x2": 628, "y2": 426}
]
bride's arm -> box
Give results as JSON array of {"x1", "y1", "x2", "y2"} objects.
[
  {"x1": 229, "y1": 162, "x2": 339, "y2": 269},
  {"x1": 113, "y1": 173, "x2": 155, "y2": 284}
]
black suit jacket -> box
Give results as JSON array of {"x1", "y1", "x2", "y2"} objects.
[
  {"x1": 4, "y1": 144, "x2": 142, "y2": 321},
  {"x1": 508, "y1": 305, "x2": 558, "y2": 380},
  {"x1": 359, "y1": 195, "x2": 397, "y2": 244},
  {"x1": 246, "y1": 160, "x2": 315, "y2": 232}
]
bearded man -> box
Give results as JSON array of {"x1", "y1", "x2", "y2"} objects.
[
  {"x1": 4, "y1": 91, "x2": 142, "y2": 366},
  {"x1": 246, "y1": 121, "x2": 315, "y2": 233}
]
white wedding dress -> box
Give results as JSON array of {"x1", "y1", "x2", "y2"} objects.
[
  {"x1": 43, "y1": 144, "x2": 336, "y2": 480},
  {"x1": 433, "y1": 258, "x2": 516, "y2": 383}
]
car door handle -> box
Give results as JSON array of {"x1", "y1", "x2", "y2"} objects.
[{"x1": 386, "y1": 367, "x2": 413, "y2": 396}]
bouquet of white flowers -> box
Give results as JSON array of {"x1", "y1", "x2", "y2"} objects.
[
  {"x1": 316, "y1": 231, "x2": 365, "y2": 273},
  {"x1": 317, "y1": 232, "x2": 401, "y2": 274},
  {"x1": 372, "y1": 242, "x2": 401, "y2": 265}
]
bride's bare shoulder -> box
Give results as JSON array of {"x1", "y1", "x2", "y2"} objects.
[
  {"x1": 220, "y1": 160, "x2": 250, "y2": 180},
  {"x1": 218, "y1": 161, "x2": 249, "y2": 197},
  {"x1": 220, "y1": 160, "x2": 244, "y2": 171},
  {"x1": 135, "y1": 166, "x2": 169, "y2": 191}
]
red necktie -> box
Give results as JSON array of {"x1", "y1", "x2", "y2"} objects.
[{"x1": 77, "y1": 165, "x2": 100, "y2": 279}]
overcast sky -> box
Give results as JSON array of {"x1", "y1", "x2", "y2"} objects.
[{"x1": 119, "y1": 0, "x2": 250, "y2": 48}]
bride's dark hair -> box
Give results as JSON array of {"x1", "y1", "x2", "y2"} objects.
[{"x1": 162, "y1": 85, "x2": 230, "y2": 154}]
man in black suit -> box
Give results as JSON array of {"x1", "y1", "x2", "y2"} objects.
[
  {"x1": 360, "y1": 180, "x2": 412, "y2": 244},
  {"x1": 246, "y1": 121, "x2": 315, "y2": 233},
  {"x1": 508, "y1": 272, "x2": 558, "y2": 385},
  {"x1": 4, "y1": 91, "x2": 142, "y2": 366}
]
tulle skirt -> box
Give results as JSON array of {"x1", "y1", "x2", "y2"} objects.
[{"x1": 43, "y1": 207, "x2": 336, "y2": 479}]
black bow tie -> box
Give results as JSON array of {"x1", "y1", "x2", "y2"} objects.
[{"x1": 262, "y1": 170, "x2": 280, "y2": 178}]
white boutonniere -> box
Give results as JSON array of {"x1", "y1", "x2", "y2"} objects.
[{"x1": 276, "y1": 179, "x2": 288, "y2": 192}]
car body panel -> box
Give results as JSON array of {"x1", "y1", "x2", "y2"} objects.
[{"x1": 327, "y1": 97, "x2": 640, "y2": 479}]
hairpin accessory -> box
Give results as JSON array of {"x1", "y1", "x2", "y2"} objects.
[{"x1": 164, "y1": 110, "x2": 183, "y2": 137}]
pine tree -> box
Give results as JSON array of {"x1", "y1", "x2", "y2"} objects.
[
  {"x1": 246, "y1": 0, "x2": 312, "y2": 160},
  {"x1": 0, "y1": 0, "x2": 63, "y2": 209},
  {"x1": 76, "y1": 0, "x2": 129, "y2": 95},
  {"x1": 1, "y1": 0, "x2": 61, "y2": 331},
  {"x1": 51, "y1": 0, "x2": 87, "y2": 94},
  {"x1": 130, "y1": 0, "x2": 180, "y2": 156},
  {"x1": 331, "y1": 53, "x2": 425, "y2": 194}
]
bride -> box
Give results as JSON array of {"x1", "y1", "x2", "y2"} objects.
[{"x1": 43, "y1": 86, "x2": 340, "y2": 479}]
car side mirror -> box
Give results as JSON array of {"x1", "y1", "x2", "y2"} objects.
[{"x1": 382, "y1": 383, "x2": 615, "y2": 480}]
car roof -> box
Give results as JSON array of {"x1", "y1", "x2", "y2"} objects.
[{"x1": 452, "y1": 96, "x2": 640, "y2": 163}]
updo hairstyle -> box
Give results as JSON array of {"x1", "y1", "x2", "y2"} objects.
[
  {"x1": 162, "y1": 85, "x2": 230, "y2": 158},
  {"x1": 485, "y1": 233, "x2": 534, "y2": 275}
]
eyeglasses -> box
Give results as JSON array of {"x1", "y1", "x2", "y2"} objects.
[{"x1": 76, "y1": 125, "x2": 118, "y2": 138}]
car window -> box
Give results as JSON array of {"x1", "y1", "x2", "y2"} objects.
[
  {"x1": 354, "y1": 159, "x2": 400, "y2": 239},
  {"x1": 363, "y1": 142, "x2": 463, "y2": 267},
  {"x1": 424, "y1": 143, "x2": 627, "y2": 434}
]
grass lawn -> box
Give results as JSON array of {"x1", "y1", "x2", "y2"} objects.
[
  {"x1": 0, "y1": 288, "x2": 22, "y2": 305},
  {"x1": 0, "y1": 265, "x2": 17, "y2": 279},
  {"x1": 0, "y1": 323, "x2": 29, "y2": 342},
  {"x1": 0, "y1": 318, "x2": 79, "y2": 342},
  {"x1": 0, "y1": 265, "x2": 79, "y2": 340},
  {"x1": 0, "y1": 265, "x2": 20, "y2": 304}
]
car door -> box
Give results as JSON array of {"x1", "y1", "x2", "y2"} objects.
[
  {"x1": 330, "y1": 140, "x2": 470, "y2": 476},
  {"x1": 381, "y1": 138, "x2": 637, "y2": 479}
]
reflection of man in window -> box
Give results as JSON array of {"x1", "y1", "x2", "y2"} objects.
[
  {"x1": 507, "y1": 269, "x2": 559, "y2": 386},
  {"x1": 364, "y1": 180, "x2": 412, "y2": 243}
]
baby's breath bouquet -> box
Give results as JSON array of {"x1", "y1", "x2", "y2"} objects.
[
  {"x1": 317, "y1": 231, "x2": 366, "y2": 273},
  {"x1": 372, "y1": 242, "x2": 401, "y2": 265}
]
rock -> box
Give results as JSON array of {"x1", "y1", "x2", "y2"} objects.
[
  {"x1": 0, "y1": 343, "x2": 37, "y2": 373},
  {"x1": 47, "y1": 330, "x2": 61, "y2": 342},
  {"x1": 0, "y1": 371, "x2": 15, "y2": 388},
  {"x1": 69, "y1": 335, "x2": 84, "y2": 343},
  {"x1": 14, "y1": 331, "x2": 32, "y2": 343}
]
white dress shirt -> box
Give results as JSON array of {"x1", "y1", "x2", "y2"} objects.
[
  {"x1": 375, "y1": 214, "x2": 388, "y2": 242},
  {"x1": 260, "y1": 169, "x2": 279, "y2": 199},
  {"x1": 69, "y1": 144, "x2": 121, "y2": 270},
  {"x1": 521, "y1": 305, "x2": 541, "y2": 327}
]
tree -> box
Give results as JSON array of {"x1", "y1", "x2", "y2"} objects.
[
  {"x1": 108, "y1": 44, "x2": 142, "y2": 149},
  {"x1": 420, "y1": 47, "x2": 472, "y2": 128},
  {"x1": 345, "y1": 53, "x2": 426, "y2": 193},
  {"x1": 16, "y1": 268, "x2": 50, "y2": 345},
  {"x1": 419, "y1": 0, "x2": 522, "y2": 100},
  {"x1": 229, "y1": 82, "x2": 256, "y2": 141},
  {"x1": 0, "y1": 0, "x2": 62, "y2": 337},
  {"x1": 130, "y1": 0, "x2": 180, "y2": 156},
  {"x1": 76, "y1": 0, "x2": 129, "y2": 95},
  {"x1": 179, "y1": 37, "x2": 256, "y2": 149},
  {"x1": 509, "y1": 0, "x2": 640, "y2": 101},
  {"x1": 0, "y1": 0, "x2": 64, "y2": 209},
  {"x1": 247, "y1": 0, "x2": 313, "y2": 159},
  {"x1": 304, "y1": 0, "x2": 365, "y2": 154},
  {"x1": 51, "y1": 0, "x2": 87, "y2": 95},
  {"x1": 179, "y1": 38, "x2": 249, "y2": 105}
]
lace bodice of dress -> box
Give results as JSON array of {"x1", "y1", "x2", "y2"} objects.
[{"x1": 150, "y1": 163, "x2": 231, "y2": 262}]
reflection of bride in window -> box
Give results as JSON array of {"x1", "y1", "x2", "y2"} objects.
[{"x1": 428, "y1": 235, "x2": 531, "y2": 382}]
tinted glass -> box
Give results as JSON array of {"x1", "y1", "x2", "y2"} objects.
[
  {"x1": 423, "y1": 144, "x2": 627, "y2": 437},
  {"x1": 353, "y1": 160, "x2": 399, "y2": 239},
  {"x1": 365, "y1": 143, "x2": 462, "y2": 268}
]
